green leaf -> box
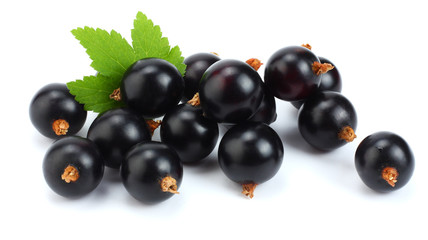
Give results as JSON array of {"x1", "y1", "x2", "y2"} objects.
[
  {"x1": 131, "y1": 12, "x2": 186, "y2": 76},
  {"x1": 163, "y1": 46, "x2": 186, "y2": 76},
  {"x1": 68, "y1": 12, "x2": 187, "y2": 114},
  {"x1": 67, "y1": 74, "x2": 125, "y2": 114},
  {"x1": 71, "y1": 27, "x2": 137, "y2": 79}
]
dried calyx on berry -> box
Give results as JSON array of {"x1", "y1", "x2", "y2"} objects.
[
  {"x1": 61, "y1": 165, "x2": 80, "y2": 183},
  {"x1": 52, "y1": 119, "x2": 70, "y2": 136},
  {"x1": 160, "y1": 176, "x2": 179, "y2": 194},
  {"x1": 246, "y1": 58, "x2": 263, "y2": 71}
]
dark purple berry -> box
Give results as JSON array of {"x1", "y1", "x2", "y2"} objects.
[
  {"x1": 264, "y1": 46, "x2": 333, "y2": 101},
  {"x1": 160, "y1": 103, "x2": 219, "y2": 164},
  {"x1": 87, "y1": 108, "x2": 151, "y2": 169},
  {"x1": 218, "y1": 122, "x2": 283, "y2": 198},
  {"x1": 291, "y1": 56, "x2": 342, "y2": 109},
  {"x1": 30, "y1": 83, "x2": 87, "y2": 139},
  {"x1": 120, "y1": 141, "x2": 183, "y2": 204},
  {"x1": 355, "y1": 132, "x2": 414, "y2": 192},
  {"x1": 43, "y1": 136, "x2": 104, "y2": 198},
  {"x1": 182, "y1": 53, "x2": 220, "y2": 101},
  {"x1": 121, "y1": 58, "x2": 184, "y2": 119},
  {"x1": 298, "y1": 91, "x2": 357, "y2": 151},
  {"x1": 199, "y1": 59, "x2": 264, "y2": 124}
]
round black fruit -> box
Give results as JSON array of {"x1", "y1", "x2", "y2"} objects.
[
  {"x1": 248, "y1": 84, "x2": 277, "y2": 125},
  {"x1": 43, "y1": 136, "x2": 104, "y2": 198},
  {"x1": 87, "y1": 108, "x2": 151, "y2": 169},
  {"x1": 316, "y1": 57, "x2": 342, "y2": 93},
  {"x1": 199, "y1": 59, "x2": 264, "y2": 124},
  {"x1": 264, "y1": 46, "x2": 333, "y2": 101},
  {"x1": 160, "y1": 103, "x2": 219, "y2": 164},
  {"x1": 291, "y1": 56, "x2": 342, "y2": 109},
  {"x1": 218, "y1": 122, "x2": 284, "y2": 198},
  {"x1": 121, "y1": 58, "x2": 184, "y2": 119},
  {"x1": 182, "y1": 52, "x2": 220, "y2": 101},
  {"x1": 298, "y1": 91, "x2": 357, "y2": 151},
  {"x1": 355, "y1": 132, "x2": 415, "y2": 192},
  {"x1": 120, "y1": 141, "x2": 183, "y2": 204},
  {"x1": 29, "y1": 83, "x2": 87, "y2": 139}
]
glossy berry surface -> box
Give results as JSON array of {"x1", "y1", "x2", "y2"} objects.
[
  {"x1": 199, "y1": 59, "x2": 264, "y2": 124},
  {"x1": 291, "y1": 56, "x2": 342, "y2": 109},
  {"x1": 120, "y1": 141, "x2": 183, "y2": 204},
  {"x1": 29, "y1": 83, "x2": 87, "y2": 139},
  {"x1": 298, "y1": 91, "x2": 357, "y2": 151},
  {"x1": 43, "y1": 136, "x2": 104, "y2": 198},
  {"x1": 87, "y1": 108, "x2": 151, "y2": 169},
  {"x1": 121, "y1": 58, "x2": 184, "y2": 119},
  {"x1": 317, "y1": 57, "x2": 342, "y2": 93},
  {"x1": 182, "y1": 52, "x2": 220, "y2": 101},
  {"x1": 355, "y1": 132, "x2": 415, "y2": 192},
  {"x1": 248, "y1": 84, "x2": 277, "y2": 125},
  {"x1": 264, "y1": 46, "x2": 321, "y2": 101},
  {"x1": 218, "y1": 122, "x2": 283, "y2": 197},
  {"x1": 160, "y1": 104, "x2": 219, "y2": 164}
]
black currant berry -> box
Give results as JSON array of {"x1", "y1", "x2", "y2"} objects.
[
  {"x1": 87, "y1": 108, "x2": 151, "y2": 169},
  {"x1": 199, "y1": 59, "x2": 264, "y2": 124},
  {"x1": 182, "y1": 52, "x2": 220, "y2": 101},
  {"x1": 120, "y1": 141, "x2": 183, "y2": 204},
  {"x1": 298, "y1": 91, "x2": 357, "y2": 151},
  {"x1": 291, "y1": 56, "x2": 342, "y2": 109},
  {"x1": 218, "y1": 122, "x2": 284, "y2": 198},
  {"x1": 160, "y1": 103, "x2": 219, "y2": 164},
  {"x1": 121, "y1": 58, "x2": 184, "y2": 119},
  {"x1": 29, "y1": 83, "x2": 87, "y2": 139},
  {"x1": 355, "y1": 132, "x2": 415, "y2": 192},
  {"x1": 317, "y1": 57, "x2": 342, "y2": 93},
  {"x1": 248, "y1": 84, "x2": 277, "y2": 125},
  {"x1": 43, "y1": 136, "x2": 104, "y2": 198},
  {"x1": 264, "y1": 46, "x2": 334, "y2": 101}
]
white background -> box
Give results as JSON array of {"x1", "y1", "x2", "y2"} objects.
[{"x1": 1, "y1": 0, "x2": 427, "y2": 239}]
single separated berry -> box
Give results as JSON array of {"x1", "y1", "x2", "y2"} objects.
[
  {"x1": 121, "y1": 58, "x2": 184, "y2": 119},
  {"x1": 182, "y1": 52, "x2": 220, "y2": 101},
  {"x1": 87, "y1": 108, "x2": 151, "y2": 169},
  {"x1": 199, "y1": 59, "x2": 264, "y2": 124},
  {"x1": 355, "y1": 132, "x2": 415, "y2": 192},
  {"x1": 218, "y1": 122, "x2": 284, "y2": 198},
  {"x1": 264, "y1": 46, "x2": 334, "y2": 101},
  {"x1": 29, "y1": 83, "x2": 87, "y2": 139},
  {"x1": 160, "y1": 103, "x2": 219, "y2": 164},
  {"x1": 43, "y1": 136, "x2": 104, "y2": 198},
  {"x1": 298, "y1": 91, "x2": 357, "y2": 151},
  {"x1": 120, "y1": 141, "x2": 183, "y2": 204}
]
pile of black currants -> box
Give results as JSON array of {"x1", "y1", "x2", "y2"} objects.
[{"x1": 30, "y1": 45, "x2": 415, "y2": 204}]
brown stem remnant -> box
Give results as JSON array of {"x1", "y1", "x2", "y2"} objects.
[
  {"x1": 52, "y1": 119, "x2": 69, "y2": 136},
  {"x1": 61, "y1": 165, "x2": 80, "y2": 183},
  {"x1": 187, "y1": 92, "x2": 201, "y2": 107},
  {"x1": 246, "y1": 58, "x2": 263, "y2": 71},
  {"x1": 301, "y1": 43, "x2": 312, "y2": 50},
  {"x1": 210, "y1": 52, "x2": 219, "y2": 56},
  {"x1": 160, "y1": 176, "x2": 179, "y2": 194},
  {"x1": 146, "y1": 119, "x2": 162, "y2": 136},
  {"x1": 382, "y1": 167, "x2": 399, "y2": 187},
  {"x1": 242, "y1": 183, "x2": 257, "y2": 199},
  {"x1": 312, "y1": 61, "x2": 334, "y2": 76},
  {"x1": 338, "y1": 126, "x2": 357, "y2": 142},
  {"x1": 109, "y1": 88, "x2": 121, "y2": 101}
]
